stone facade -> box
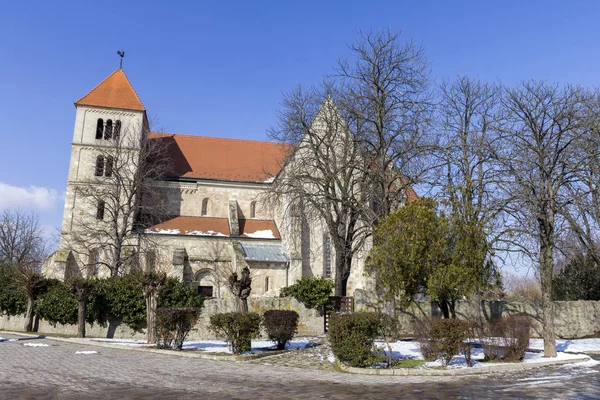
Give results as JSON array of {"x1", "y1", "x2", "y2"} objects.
[{"x1": 42, "y1": 69, "x2": 375, "y2": 299}]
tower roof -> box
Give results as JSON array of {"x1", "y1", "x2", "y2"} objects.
[{"x1": 75, "y1": 69, "x2": 145, "y2": 111}]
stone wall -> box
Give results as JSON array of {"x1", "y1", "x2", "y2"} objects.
[
  {"x1": 3, "y1": 299, "x2": 599, "y2": 340},
  {"x1": 0, "y1": 297, "x2": 324, "y2": 340},
  {"x1": 357, "y1": 297, "x2": 600, "y2": 339}
]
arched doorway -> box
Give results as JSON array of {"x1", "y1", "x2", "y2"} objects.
[{"x1": 194, "y1": 268, "x2": 219, "y2": 298}]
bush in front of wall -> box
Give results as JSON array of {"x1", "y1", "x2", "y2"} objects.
[
  {"x1": 263, "y1": 310, "x2": 299, "y2": 350},
  {"x1": 279, "y1": 277, "x2": 333, "y2": 313},
  {"x1": 480, "y1": 315, "x2": 531, "y2": 362},
  {"x1": 328, "y1": 312, "x2": 382, "y2": 367},
  {"x1": 209, "y1": 312, "x2": 262, "y2": 354},
  {"x1": 35, "y1": 279, "x2": 78, "y2": 326},
  {"x1": 156, "y1": 307, "x2": 201, "y2": 350}
]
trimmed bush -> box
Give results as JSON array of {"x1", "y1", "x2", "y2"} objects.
[
  {"x1": 413, "y1": 317, "x2": 439, "y2": 361},
  {"x1": 429, "y1": 319, "x2": 473, "y2": 366},
  {"x1": 35, "y1": 280, "x2": 78, "y2": 326},
  {"x1": 328, "y1": 312, "x2": 381, "y2": 367},
  {"x1": 480, "y1": 315, "x2": 531, "y2": 362},
  {"x1": 279, "y1": 277, "x2": 333, "y2": 312},
  {"x1": 263, "y1": 310, "x2": 299, "y2": 350},
  {"x1": 209, "y1": 312, "x2": 262, "y2": 354},
  {"x1": 156, "y1": 307, "x2": 201, "y2": 350}
]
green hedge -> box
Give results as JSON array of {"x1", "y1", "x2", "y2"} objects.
[
  {"x1": 0, "y1": 266, "x2": 27, "y2": 316},
  {"x1": 35, "y1": 280, "x2": 78, "y2": 326},
  {"x1": 279, "y1": 277, "x2": 333, "y2": 312},
  {"x1": 209, "y1": 312, "x2": 262, "y2": 354},
  {"x1": 328, "y1": 312, "x2": 382, "y2": 367},
  {"x1": 263, "y1": 310, "x2": 299, "y2": 350}
]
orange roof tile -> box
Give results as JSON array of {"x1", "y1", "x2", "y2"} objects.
[
  {"x1": 149, "y1": 133, "x2": 292, "y2": 182},
  {"x1": 75, "y1": 69, "x2": 145, "y2": 111},
  {"x1": 144, "y1": 216, "x2": 281, "y2": 239},
  {"x1": 145, "y1": 216, "x2": 230, "y2": 237},
  {"x1": 239, "y1": 219, "x2": 281, "y2": 239}
]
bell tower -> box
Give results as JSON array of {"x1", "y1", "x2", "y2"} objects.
[{"x1": 44, "y1": 69, "x2": 148, "y2": 279}]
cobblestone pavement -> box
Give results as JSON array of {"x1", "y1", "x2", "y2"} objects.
[
  {"x1": 248, "y1": 337, "x2": 337, "y2": 371},
  {"x1": 1, "y1": 333, "x2": 600, "y2": 399}
]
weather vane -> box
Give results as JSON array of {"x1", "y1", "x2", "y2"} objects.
[{"x1": 117, "y1": 51, "x2": 125, "y2": 69}]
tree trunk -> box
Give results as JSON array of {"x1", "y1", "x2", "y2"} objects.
[
  {"x1": 24, "y1": 297, "x2": 34, "y2": 332},
  {"x1": 146, "y1": 293, "x2": 158, "y2": 344},
  {"x1": 540, "y1": 225, "x2": 557, "y2": 357},
  {"x1": 77, "y1": 300, "x2": 86, "y2": 338},
  {"x1": 334, "y1": 248, "x2": 352, "y2": 297},
  {"x1": 437, "y1": 300, "x2": 450, "y2": 319}
]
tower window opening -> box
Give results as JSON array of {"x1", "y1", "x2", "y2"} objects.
[
  {"x1": 114, "y1": 120, "x2": 121, "y2": 141},
  {"x1": 95, "y1": 118, "x2": 104, "y2": 139},
  {"x1": 105, "y1": 156, "x2": 114, "y2": 177},
  {"x1": 96, "y1": 200, "x2": 105, "y2": 220},
  {"x1": 324, "y1": 236, "x2": 331, "y2": 278},
  {"x1": 250, "y1": 201, "x2": 256, "y2": 218},
  {"x1": 104, "y1": 119, "x2": 113, "y2": 140},
  {"x1": 95, "y1": 155, "x2": 105, "y2": 177}
]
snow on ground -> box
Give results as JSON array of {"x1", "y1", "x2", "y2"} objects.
[
  {"x1": 79, "y1": 337, "x2": 319, "y2": 354},
  {"x1": 75, "y1": 351, "x2": 98, "y2": 354},
  {"x1": 374, "y1": 339, "x2": 596, "y2": 369},
  {"x1": 23, "y1": 343, "x2": 49, "y2": 347},
  {"x1": 529, "y1": 338, "x2": 600, "y2": 353}
]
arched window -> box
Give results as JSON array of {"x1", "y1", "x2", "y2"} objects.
[
  {"x1": 95, "y1": 155, "x2": 105, "y2": 176},
  {"x1": 88, "y1": 250, "x2": 100, "y2": 277},
  {"x1": 265, "y1": 276, "x2": 270, "y2": 293},
  {"x1": 145, "y1": 251, "x2": 156, "y2": 272},
  {"x1": 201, "y1": 198, "x2": 210, "y2": 216},
  {"x1": 114, "y1": 120, "x2": 121, "y2": 141},
  {"x1": 250, "y1": 201, "x2": 256, "y2": 218},
  {"x1": 323, "y1": 236, "x2": 331, "y2": 278},
  {"x1": 105, "y1": 156, "x2": 114, "y2": 177},
  {"x1": 104, "y1": 119, "x2": 113, "y2": 140},
  {"x1": 95, "y1": 118, "x2": 104, "y2": 139},
  {"x1": 96, "y1": 200, "x2": 105, "y2": 220}
]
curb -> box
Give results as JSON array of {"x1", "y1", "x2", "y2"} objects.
[
  {"x1": 0, "y1": 330, "x2": 287, "y2": 362},
  {"x1": 338, "y1": 356, "x2": 591, "y2": 376}
]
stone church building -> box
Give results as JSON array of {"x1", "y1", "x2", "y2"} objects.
[{"x1": 43, "y1": 69, "x2": 408, "y2": 299}]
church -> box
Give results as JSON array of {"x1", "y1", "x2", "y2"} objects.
[{"x1": 43, "y1": 68, "x2": 387, "y2": 299}]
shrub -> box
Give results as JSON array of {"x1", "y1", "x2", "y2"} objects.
[
  {"x1": 35, "y1": 280, "x2": 78, "y2": 326},
  {"x1": 0, "y1": 266, "x2": 26, "y2": 316},
  {"x1": 279, "y1": 277, "x2": 333, "y2": 312},
  {"x1": 90, "y1": 274, "x2": 146, "y2": 329},
  {"x1": 156, "y1": 307, "x2": 201, "y2": 350},
  {"x1": 263, "y1": 310, "x2": 299, "y2": 350},
  {"x1": 328, "y1": 312, "x2": 381, "y2": 367},
  {"x1": 209, "y1": 312, "x2": 262, "y2": 354},
  {"x1": 413, "y1": 317, "x2": 439, "y2": 362},
  {"x1": 480, "y1": 315, "x2": 531, "y2": 362},
  {"x1": 159, "y1": 277, "x2": 204, "y2": 308},
  {"x1": 415, "y1": 318, "x2": 475, "y2": 366}
]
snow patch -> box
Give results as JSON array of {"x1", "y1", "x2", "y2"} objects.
[
  {"x1": 145, "y1": 228, "x2": 180, "y2": 235},
  {"x1": 75, "y1": 351, "x2": 98, "y2": 355},
  {"x1": 23, "y1": 343, "x2": 49, "y2": 347},
  {"x1": 245, "y1": 229, "x2": 275, "y2": 239},
  {"x1": 187, "y1": 230, "x2": 227, "y2": 237},
  {"x1": 263, "y1": 177, "x2": 275, "y2": 183}
]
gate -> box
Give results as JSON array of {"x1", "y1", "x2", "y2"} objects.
[{"x1": 323, "y1": 296, "x2": 354, "y2": 333}]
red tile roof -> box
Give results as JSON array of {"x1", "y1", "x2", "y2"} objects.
[
  {"x1": 145, "y1": 216, "x2": 230, "y2": 237},
  {"x1": 75, "y1": 69, "x2": 145, "y2": 111},
  {"x1": 144, "y1": 216, "x2": 281, "y2": 239},
  {"x1": 149, "y1": 133, "x2": 292, "y2": 182},
  {"x1": 239, "y1": 219, "x2": 281, "y2": 239}
]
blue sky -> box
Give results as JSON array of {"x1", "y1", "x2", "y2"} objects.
[{"x1": 1, "y1": 0, "x2": 599, "y2": 268}]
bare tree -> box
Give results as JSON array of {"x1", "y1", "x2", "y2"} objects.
[
  {"x1": 432, "y1": 77, "x2": 504, "y2": 296},
  {"x1": 141, "y1": 271, "x2": 166, "y2": 344},
  {"x1": 494, "y1": 81, "x2": 588, "y2": 357},
  {"x1": 0, "y1": 209, "x2": 47, "y2": 267},
  {"x1": 0, "y1": 209, "x2": 49, "y2": 331},
  {"x1": 269, "y1": 92, "x2": 370, "y2": 296},
  {"x1": 269, "y1": 30, "x2": 431, "y2": 296},
  {"x1": 63, "y1": 123, "x2": 172, "y2": 277}
]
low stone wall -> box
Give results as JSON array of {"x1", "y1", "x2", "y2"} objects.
[
  {"x1": 3, "y1": 298, "x2": 599, "y2": 340},
  {"x1": 356, "y1": 296, "x2": 600, "y2": 339},
  {"x1": 0, "y1": 297, "x2": 325, "y2": 339}
]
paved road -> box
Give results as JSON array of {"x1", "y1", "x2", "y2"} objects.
[{"x1": 1, "y1": 334, "x2": 599, "y2": 399}]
